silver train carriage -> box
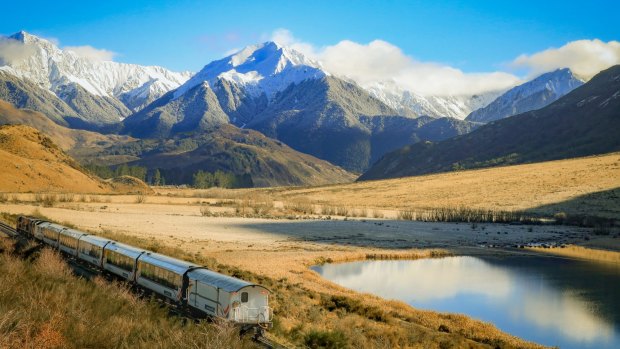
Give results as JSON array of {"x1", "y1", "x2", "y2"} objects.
[{"x1": 14, "y1": 216, "x2": 272, "y2": 328}]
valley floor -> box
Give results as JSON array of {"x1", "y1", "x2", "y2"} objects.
[
  {"x1": 1, "y1": 153, "x2": 618, "y2": 348},
  {"x1": 1, "y1": 195, "x2": 617, "y2": 348}
]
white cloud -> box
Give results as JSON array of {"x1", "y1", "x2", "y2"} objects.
[
  {"x1": 511, "y1": 39, "x2": 620, "y2": 80},
  {"x1": 0, "y1": 37, "x2": 36, "y2": 65},
  {"x1": 269, "y1": 29, "x2": 521, "y2": 96},
  {"x1": 64, "y1": 45, "x2": 116, "y2": 61}
]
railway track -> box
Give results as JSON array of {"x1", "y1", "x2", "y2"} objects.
[
  {"x1": 256, "y1": 336, "x2": 289, "y2": 349},
  {"x1": 0, "y1": 221, "x2": 18, "y2": 237},
  {"x1": 0, "y1": 220, "x2": 288, "y2": 349}
]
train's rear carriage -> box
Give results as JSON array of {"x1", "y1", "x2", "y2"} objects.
[
  {"x1": 57, "y1": 229, "x2": 87, "y2": 257},
  {"x1": 103, "y1": 242, "x2": 144, "y2": 281},
  {"x1": 40, "y1": 223, "x2": 66, "y2": 248},
  {"x1": 136, "y1": 253, "x2": 195, "y2": 302},
  {"x1": 186, "y1": 269, "x2": 271, "y2": 326},
  {"x1": 78, "y1": 235, "x2": 112, "y2": 267}
]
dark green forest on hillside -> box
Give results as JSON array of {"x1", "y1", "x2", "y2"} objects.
[{"x1": 84, "y1": 164, "x2": 253, "y2": 188}]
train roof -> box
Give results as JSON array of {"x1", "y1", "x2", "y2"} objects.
[
  {"x1": 59, "y1": 228, "x2": 88, "y2": 239},
  {"x1": 187, "y1": 268, "x2": 267, "y2": 293},
  {"x1": 138, "y1": 252, "x2": 197, "y2": 275},
  {"x1": 105, "y1": 241, "x2": 145, "y2": 258},
  {"x1": 80, "y1": 234, "x2": 113, "y2": 248},
  {"x1": 39, "y1": 222, "x2": 67, "y2": 232}
]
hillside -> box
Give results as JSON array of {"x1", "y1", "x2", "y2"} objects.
[
  {"x1": 0, "y1": 100, "x2": 353, "y2": 187},
  {"x1": 124, "y1": 124, "x2": 356, "y2": 187},
  {"x1": 0, "y1": 100, "x2": 138, "y2": 165},
  {"x1": 360, "y1": 65, "x2": 620, "y2": 180},
  {"x1": 256, "y1": 153, "x2": 620, "y2": 220},
  {"x1": 123, "y1": 44, "x2": 481, "y2": 173},
  {"x1": 0, "y1": 70, "x2": 76, "y2": 126},
  {"x1": 0, "y1": 124, "x2": 115, "y2": 192},
  {"x1": 466, "y1": 68, "x2": 583, "y2": 123},
  {"x1": 248, "y1": 77, "x2": 479, "y2": 172}
]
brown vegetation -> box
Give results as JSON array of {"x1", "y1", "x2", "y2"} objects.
[
  {"x1": 528, "y1": 245, "x2": 620, "y2": 265},
  {"x1": 0, "y1": 125, "x2": 149, "y2": 194},
  {"x1": 0, "y1": 237, "x2": 252, "y2": 349},
  {"x1": 158, "y1": 153, "x2": 620, "y2": 222}
]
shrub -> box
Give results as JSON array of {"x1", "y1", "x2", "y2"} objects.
[
  {"x1": 398, "y1": 210, "x2": 415, "y2": 220},
  {"x1": 58, "y1": 193, "x2": 75, "y2": 202},
  {"x1": 335, "y1": 206, "x2": 349, "y2": 217},
  {"x1": 322, "y1": 206, "x2": 337, "y2": 216},
  {"x1": 134, "y1": 195, "x2": 147, "y2": 204},
  {"x1": 285, "y1": 199, "x2": 315, "y2": 214},
  {"x1": 35, "y1": 193, "x2": 58, "y2": 207},
  {"x1": 320, "y1": 295, "x2": 387, "y2": 322},
  {"x1": 200, "y1": 205, "x2": 212, "y2": 217},
  {"x1": 372, "y1": 210, "x2": 384, "y2": 219},
  {"x1": 304, "y1": 330, "x2": 349, "y2": 349}
]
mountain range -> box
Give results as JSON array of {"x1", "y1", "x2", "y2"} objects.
[
  {"x1": 120, "y1": 40, "x2": 487, "y2": 172},
  {"x1": 0, "y1": 31, "x2": 607, "y2": 186},
  {"x1": 466, "y1": 68, "x2": 584, "y2": 123},
  {"x1": 0, "y1": 31, "x2": 190, "y2": 128},
  {"x1": 359, "y1": 65, "x2": 620, "y2": 180}
]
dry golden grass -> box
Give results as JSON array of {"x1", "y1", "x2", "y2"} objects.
[
  {"x1": 527, "y1": 245, "x2": 620, "y2": 264},
  {"x1": 0, "y1": 239, "x2": 252, "y2": 349},
  {"x1": 157, "y1": 153, "x2": 620, "y2": 220},
  {"x1": 85, "y1": 230, "x2": 543, "y2": 349}
]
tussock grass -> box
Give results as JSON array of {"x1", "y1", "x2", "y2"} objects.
[
  {"x1": 335, "y1": 206, "x2": 349, "y2": 217},
  {"x1": 0, "y1": 193, "x2": 7, "y2": 203},
  {"x1": 397, "y1": 206, "x2": 539, "y2": 224},
  {"x1": 134, "y1": 194, "x2": 147, "y2": 204},
  {"x1": 34, "y1": 193, "x2": 58, "y2": 207},
  {"x1": 58, "y1": 193, "x2": 75, "y2": 203},
  {"x1": 528, "y1": 245, "x2": 620, "y2": 264},
  {"x1": 199, "y1": 205, "x2": 212, "y2": 217},
  {"x1": 285, "y1": 198, "x2": 315, "y2": 215},
  {"x1": 0, "y1": 243, "x2": 251, "y2": 349}
]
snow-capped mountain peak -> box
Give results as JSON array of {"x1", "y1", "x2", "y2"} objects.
[
  {"x1": 174, "y1": 41, "x2": 326, "y2": 99},
  {"x1": 466, "y1": 68, "x2": 584, "y2": 123},
  {"x1": 1, "y1": 31, "x2": 192, "y2": 112}
]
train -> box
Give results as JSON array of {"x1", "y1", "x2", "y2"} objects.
[{"x1": 16, "y1": 216, "x2": 272, "y2": 335}]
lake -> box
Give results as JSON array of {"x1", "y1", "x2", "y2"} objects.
[{"x1": 312, "y1": 255, "x2": 620, "y2": 349}]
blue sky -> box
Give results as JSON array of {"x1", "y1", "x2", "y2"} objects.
[{"x1": 2, "y1": 0, "x2": 618, "y2": 73}]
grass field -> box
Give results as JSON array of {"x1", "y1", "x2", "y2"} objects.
[
  {"x1": 231, "y1": 152, "x2": 620, "y2": 220},
  {"x1": 0, "y1": 236, "x2": 252, "y2": 349}
]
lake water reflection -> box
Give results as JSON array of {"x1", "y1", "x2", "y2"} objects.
[{"x1": 312, "y1": 256, "x2": 620, "y2": 349}]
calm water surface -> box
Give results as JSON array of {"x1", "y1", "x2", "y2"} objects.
[{"x1": 312, "y1": 256, "x2": 620, "y2": 349}]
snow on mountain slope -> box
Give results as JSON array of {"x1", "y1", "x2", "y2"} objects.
[
  {"x1": 0, "y1": 31, "x2": 191, "y2": 112},
  {"x1": 366, "y1": 80, "x2": 504, "y2": 119},
  {"x1": 172, "y1": 41, "x2": 502, "y2": 120},
  {"x1": 466, "y1": 68, "x2": 584, "y2": 123},
  {"x1": 174, "y1": 41, "x2": 326, "y2": 100}
]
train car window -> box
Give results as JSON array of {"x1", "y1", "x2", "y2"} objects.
[
  {"x1": 106, "y1": 250, "x2": 133, "y2": 272},
  {"x1": 241, "y1": 292, "x2": 248, "y2": 303},
  {"x1": 139, "y1": 263, "x2": 178, "y2": 290}
]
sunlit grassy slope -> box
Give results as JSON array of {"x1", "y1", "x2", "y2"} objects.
[{"x1": 206, "y1": 152, "x2": 620, "y2": 220}]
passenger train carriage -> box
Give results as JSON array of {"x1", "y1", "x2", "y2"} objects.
[{"x1": 14, "y1": 216, "x2": 272, "y2": 331}]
